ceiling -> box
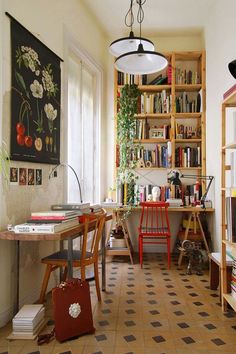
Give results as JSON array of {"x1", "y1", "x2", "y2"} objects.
[{"x1": 82, "y1": 0, "x2": 215, "y2": 38}]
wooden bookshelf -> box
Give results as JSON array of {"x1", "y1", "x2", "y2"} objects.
[
  {"x1": 115, "y1": 50, "x2": 206, "y2": 175},
  {"x1": 221, "y1": 90, "x2": 236, "y2": 312}
]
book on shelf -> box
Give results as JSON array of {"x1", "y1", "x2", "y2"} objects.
[
  {"x1": 223, "y1": 83, "x2": 236, "y2": 101},
  {"x1": 226, "y1": 196, "x2": 236, "y2": 242},
  {"x1": 14, "y1": 217, "x2": 79, "y2": 233},
  {"x1": 51, "y1": 203, "x2": 90, "y2": 211}
]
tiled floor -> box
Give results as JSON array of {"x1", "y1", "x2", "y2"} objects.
[{"x1": 1, "y1": 253, "x2": 236, "y2": 354}]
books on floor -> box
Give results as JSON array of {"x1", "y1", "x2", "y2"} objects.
[{"x1": 12, "y1": 304, "x2": 45, "y2": 336}]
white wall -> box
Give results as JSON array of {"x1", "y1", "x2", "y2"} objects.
[
  {"x1": 0, "y1": 0, "x2": 108, "y2": 327},
  {"x1": 204, "y1": 0, "x2": 236, "y2": 251}
]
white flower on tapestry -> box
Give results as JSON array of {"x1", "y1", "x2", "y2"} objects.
[
  {"x1": 42, "y1": 64, "x2": 58, "y2": 98},
  {"x1": 69, "y1": 303, "x2": 81, "y2": 319},
  {"x1": 44, "y1": 103, "x2": 57, "y2": 153},
  {"x1": 30, "y1": 80, "x2": 44, "y2": 133},
  {"x1": 30, "y1": 80, "x2": 43, "y2": 99},
  {"x1": 16, "y1": 46, "x2": 41, "y2": 73}
]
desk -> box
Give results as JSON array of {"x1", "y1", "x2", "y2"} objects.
[
  {"x1": 0, "y1": 213, "x2": 112, "y2": 314},
  {"x1": 103, "y1": 206, "x2": 214, "y2": 278}
]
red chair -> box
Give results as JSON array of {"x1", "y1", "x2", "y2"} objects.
[{"x1": 138, "y1": 201, "x2": 171, "y2": 268}]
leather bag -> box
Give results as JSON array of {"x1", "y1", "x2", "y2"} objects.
[{"x1": 52, "y1": 278, "x2": 95, "y2": 342}]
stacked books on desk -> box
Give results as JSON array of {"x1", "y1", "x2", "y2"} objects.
[
  {"x1": 14, "y1": 210, "x2": 80, "y2": 233},
  {"x1": 12, "y1": 304, "x2": 45, "y2": 338}
]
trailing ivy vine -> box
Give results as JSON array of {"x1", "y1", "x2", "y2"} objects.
[{"x1": 116, "y1": 84, "x2": 141, "y2": 205}]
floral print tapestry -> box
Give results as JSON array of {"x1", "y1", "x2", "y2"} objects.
[{"x1": 10, "y1": 18, "x2": 62, "y2": 164}]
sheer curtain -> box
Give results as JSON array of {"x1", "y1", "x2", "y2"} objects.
[{"x1": 67, "y1": 50, "x2": 100, "y2": 204}]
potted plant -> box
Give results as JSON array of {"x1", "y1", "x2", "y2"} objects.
[{"x1": 116, "y1": 84, "x2": 141, "y2": 205}]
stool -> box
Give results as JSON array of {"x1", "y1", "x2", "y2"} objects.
[{"x1": 209, "y1": 252, "x2": 233, "y2": 292}]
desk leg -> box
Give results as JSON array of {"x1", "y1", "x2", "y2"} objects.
[
  {"x1": 196, "y1": 213, "x2": 210, "y2": 253},
  {"x1": 13, "y1": 240, "x2": 20, "y2": 315},
  {"x1": 101, "y1": 227, "x2": 106, "y2": 292},
  {"x1": 67, "y1": 239, "x2": 73, "y2": 278},
  {"x1": 178, "y1": 213, "x2": 192, "y2": 266}
]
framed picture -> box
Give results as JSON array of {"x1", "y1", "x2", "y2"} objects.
[
  {"x1": 150, "y1": 128, "x2": 165, "y2": 139},
  {"x1": 36, "y1": 169, "x2": 42, "y2": 185},
  {"x1": 8, "y1": 15, "x2": 62, "y2": 164},
  {"x1": 10, "y1": 167, "x2": 18, "y2": 185},
  {"x1": 28, "y1": 168, "x2": 35, "y2": 185},
  {"x1": 19, "y1": 168, "x2": 27, "y2": 185}
]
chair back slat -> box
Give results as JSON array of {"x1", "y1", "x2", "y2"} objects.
[{"x1": 139, "y1": 201, "x2": 170, "y2": 236}]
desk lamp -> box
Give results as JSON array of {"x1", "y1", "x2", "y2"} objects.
[
  {"x1": 49, "y1": 163, "x2": 83, "y2": 203},
  {"x1": 168, "y1": 170, "x2": 214, "y2": 209}
]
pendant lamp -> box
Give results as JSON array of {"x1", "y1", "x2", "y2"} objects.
[
  {"x1": 109, "y1": 0, "x2": 154, "y2": 57},
  {"x1": 115, "y1": 0, "x2": 168, "y2": 75}
]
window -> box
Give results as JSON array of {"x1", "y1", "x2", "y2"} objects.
[{"x1": 67, "y1": 48, "x2": 101, "y2": 204}]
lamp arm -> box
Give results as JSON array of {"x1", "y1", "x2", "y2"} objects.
[
  {"x1": 49, "y1": 163, "x2": 83, "y2": 203},
  {"x1": 200, "y1": 176, "x2": 214, "y2": 202}
]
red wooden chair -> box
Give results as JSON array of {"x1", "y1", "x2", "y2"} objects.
[{"x1": 138, "y1": 201, "x2": 171, "y2": 268}]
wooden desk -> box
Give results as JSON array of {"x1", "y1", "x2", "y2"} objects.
[
  {"x1": 103, "y1": 205, "x2": 214, "y2": 267},
  {"x1": 0, "y1": 214, "x2": 112, "y2": 314}
]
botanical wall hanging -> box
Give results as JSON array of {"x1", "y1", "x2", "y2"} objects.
[{"x1": 7, "y1": 13, "x2": 62, "y2": 164}]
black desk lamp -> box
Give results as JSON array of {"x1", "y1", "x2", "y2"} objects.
[
  {"x1": 49, "y1": 163, "x2": 83, "y2": 203},
  {"x1": 168, "y1": 170, "x2": 214, "y2": 208}
]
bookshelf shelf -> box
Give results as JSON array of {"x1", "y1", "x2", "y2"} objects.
[
  {"x1": 135, "y1": 113, "x2": 171, "y2": 119},
  {"x1": 175, "y1": 139, "x2": 202, "y2": 143},
  {"x1": 175, "y1": 84, "x2": 202, "y2": 92},
  {"x1": 223, "y1": 294, "x2": 236, "y2": 312},
  {"x1": 115, "y1": 50, "x2": 206, "y2": 203},
  {"x1": 222, "y1": 142, "x2": 236, "y2": 150},
  {"x1": 221, "y1": 89, "x2": 236, "y2": 313}
]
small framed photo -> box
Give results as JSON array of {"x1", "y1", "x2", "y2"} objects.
[
  {"x1": 10, "y1": 167, "x2": 18, "y2": 185},
  {"x1": 28, "y1": 169, "x2": 35, "y2": 185},
  {"x1": 150, "y1": 128, "x2": 165, "y2": 139},
  {"x1": 36, "y1": 169, "x2": 42, "y2": 185},
  {"x1": 19, "y1": 168, "x2": 27, "y2": 185}
]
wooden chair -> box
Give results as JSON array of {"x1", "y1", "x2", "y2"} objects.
[
  {"x1": 138, "y1": 201, "x2": 171, "y2": 268},
  {"x1": 39, "y1": 210, "x2": 106, "y2": 303}
]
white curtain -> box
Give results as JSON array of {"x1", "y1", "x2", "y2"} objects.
[{"x1": 67, "y1": 51, "x2": 99, "y2": 204}]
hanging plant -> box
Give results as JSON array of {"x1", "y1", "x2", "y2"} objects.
[{"x1": 116, "y1": 83, "x2": 141, "y2": 205}]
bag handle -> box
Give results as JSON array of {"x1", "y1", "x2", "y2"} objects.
[{"x1": 37, "y1": 328, "x2": 55, "y2": 345}]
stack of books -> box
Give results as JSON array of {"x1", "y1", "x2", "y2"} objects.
[
  {"x1": 11, "y1": 304, "x2": 45, "y2": 339},
  {"x1": 14, "y1": 210, "x2": 80, "y2": 233}
]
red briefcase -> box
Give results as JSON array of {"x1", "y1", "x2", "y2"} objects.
[{"x1": 52, "y1": 278, "x2": 95, "y2": 342}]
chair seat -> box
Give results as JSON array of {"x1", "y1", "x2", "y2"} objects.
[
  {"x1": 139, "y1": 226, "x2": 170, "y2": 236},
  {"x1": 42, "y1": 250, "x2": 93, "y2": 262}
]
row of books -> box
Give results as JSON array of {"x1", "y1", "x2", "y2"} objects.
[
  {"x1": 175, "y1": 91, "x2": 201, "y2": 113},
  {"x1": 226, "y1": 197, "x2": 236, "y2": 242},
  {"x1": 130, "y1": 143, "x2": 172, "y2": 168},
  {"x1": 175, "y1": 68, "x2": 200, "y2": 85},
  {"x1": 117, "y1": 67, "x2": 172, "y2": 86},
  {"x1": 139, "y1": 91, "x2": 172, "y2": 114},
  {"x1": 175, "y1": 122, "x2": 201, "y2": 139},
  {"x1": 175, "y1": 146, "x2": 201, "y2": 168},
  {"x1": 135, "y1": 119, "x2": 171, "y2": 140},
  {"x1": 116, "y1": 181, "x2": 204, "y2": 206},
  {"x1": 231, "y1": 257, "x2": 236, "y2": 300}
]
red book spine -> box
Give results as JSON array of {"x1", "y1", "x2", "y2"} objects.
[{"x1": 31, "y1": 216, "x2": 68, "y2": 220}]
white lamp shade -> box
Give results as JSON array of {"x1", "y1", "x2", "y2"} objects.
[
  {"x1": 109, "y1": 35, "x2": 154, "y2": 57},
  {"x1": 115, "y1": 50, "x2": 168, "y2": 75}
]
